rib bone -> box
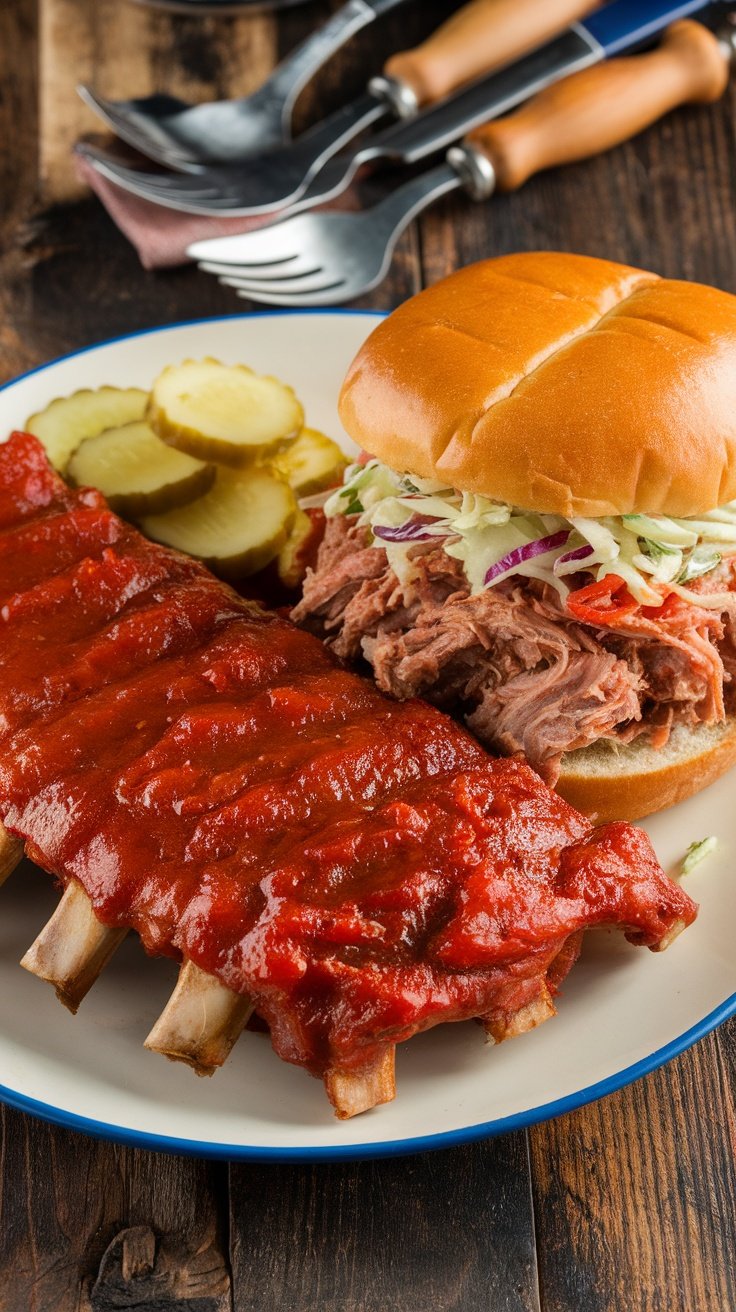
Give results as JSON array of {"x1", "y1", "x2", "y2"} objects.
[
  {"x1": 20, "y1": 880, "x2": 127, "y2": 1012},
  {"x1": 0, "y1": 822, "x2": 23, "y2": 886},
  {"x1": 325, "y1": 1048, "x2": 396, "y2": 1119},
  {"x1": 651, "y1": 917, "x2": 687, "y2": 953},
  {"x1": 484, "y1": 984, "x2": 556, "y2": 1045},
  {"x1": 145, "y1": 960, "x2": 254, "y2": 1076}
]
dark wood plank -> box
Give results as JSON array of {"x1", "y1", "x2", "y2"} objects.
[
  {"x1": 228, "y1": 1135, "x2": 540, "y2": 1312},
  {"x1": 530, "y1": 1041, "x2": 736, "y2": 1312},
  {"x1": 89, "y1": 1225, "x2": 230, "y2": 1310},
  {"x1": 38, "y1": 0, "x2": 280, "y2": 201},
  {"x1": 0, "y1": 1103, "x2": 231, "y2": 1311},
  {"x1": 0, "y1": 0, "x2": 38, "y2": 224},
  {"x1": 418, "y1": 87, "x2": 736, "y2": 290},
  {"x1": 0, "y1": 0, "x2": 40, "y2": 382},
  {"x1": 716, "y1": 1015, "x2": 736, "y2": 1175}
]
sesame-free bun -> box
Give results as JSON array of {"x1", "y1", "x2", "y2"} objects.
[
  {"x1": 338, "y1": 252, "x2": 736, "y2": 519},
  {"x1": 556, "y1": 717, "x2": 736, "y2": 822}
]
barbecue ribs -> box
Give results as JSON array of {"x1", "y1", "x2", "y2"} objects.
[{"x1": 0, "y1": 433, "x2": 696, "y2": 1117}]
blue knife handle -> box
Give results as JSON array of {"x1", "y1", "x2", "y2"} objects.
[{"x1": 581, "y1": 0, "x2": 713, "y2": 58}]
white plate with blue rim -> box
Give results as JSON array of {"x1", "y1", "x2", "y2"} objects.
[{"x1": 0, "y1": 311, "x2": 733, "y2": 1161}]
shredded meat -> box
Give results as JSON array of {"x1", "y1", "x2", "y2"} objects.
[
  {"x1": 467, "y1": 651, "x2": 640, "y2": 780},
  {"x1": 293, "y1": 517, "x2": 736, "y2": 782}
]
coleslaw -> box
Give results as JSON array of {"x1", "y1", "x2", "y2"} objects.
[{"x1": 322, "y1": 460, "x2": 736, "y2": 611}]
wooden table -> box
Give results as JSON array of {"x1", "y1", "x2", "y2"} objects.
[{"x1": 2, "y1": 2, "x2": 736, "y2": 1307}]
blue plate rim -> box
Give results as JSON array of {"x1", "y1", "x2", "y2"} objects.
[
  {"x1": 1, "y1": 312, "x2": 733, "y2": 1162},
  {"x1": 1, "y1": 995, "x2": 733, "y2": 1162}
]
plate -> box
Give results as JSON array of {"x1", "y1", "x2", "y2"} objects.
[{"x1": 0, "y1": 311, "x2": 734, "y2": 1162}]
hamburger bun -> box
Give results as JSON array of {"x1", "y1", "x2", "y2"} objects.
[
  {"x1": 557, "y1": 717, "x2": 736, "y2": 822},
  {"x1": 339, "y1": 251, "x2": 736, "y2": 519}
]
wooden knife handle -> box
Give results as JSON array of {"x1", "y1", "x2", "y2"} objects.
[
  {"x1": 466, "y1": 19, "x2": 730, "y2": 193},
  {"x1": 384, "y1": 0, "x2": 600, "y2": 107}
]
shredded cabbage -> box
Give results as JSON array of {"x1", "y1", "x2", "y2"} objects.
[
  {"x1": 681, "y1": 836, "x2": 718, "y2": 875},
  {"x1": 324, "y1": 461, "x2": 736, "y2": 611}
]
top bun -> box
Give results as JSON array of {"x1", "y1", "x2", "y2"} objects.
[{"x1": 338, "y1": 252, "x2": 736, "y2": 518}]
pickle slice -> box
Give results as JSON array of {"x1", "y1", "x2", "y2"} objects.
[
  {"x1": 140, "y1": 466, "x2": 296, "y2": 579},
  {"x1": 148, "y1": 358, "x2": 304, "y2": 467},
  {"x1": 26, "y1": 386, "x2": 149, "y2": 473},
  {"x1": 272, "y1": 427, "x2": 347, "y2": 496},
  {"x1": 276, "y1": 508, "x2": 319, "y2": 589},
  {"x1": 67, "y1": 420, "x2": 215, "y2": 518}
]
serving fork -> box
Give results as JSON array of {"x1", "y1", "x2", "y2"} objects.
[
  {"x1": 78, "y1": 0, "x2": 598, "y2": 171},
  {"x1": 189, "y1": 17, "x2": 736, "y2": 306}
]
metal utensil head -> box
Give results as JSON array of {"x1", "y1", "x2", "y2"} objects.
[
  {"x1": 75, "y1": 144, "x2": 256, "y2": 212},
  {"x1": 77, "y1": 0, "x2": 407, "y2": 166},
  {"x1": 177, "y1": 23, "x2": 608, "y2": 225},
  {"x1": 203, "y1": 212, "x2": 389, "y2": 304},
  {"x1": 77, "y1": 87, "x2": 204, "y2": 172},
  {"x1": 190, "y1": 163, "x2": 461, "y2": 305},
  {"x1": 76, "y1": 92, "x2": 386, "y2": 215}
]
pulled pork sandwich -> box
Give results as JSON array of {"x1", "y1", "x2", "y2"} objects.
[{"x1": 293, "y1": 252, "x2": 736, "y2": 821}]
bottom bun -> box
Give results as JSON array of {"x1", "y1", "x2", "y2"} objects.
[{"x1": 556, "y1": 717, "x2": 736, "y2": 823}]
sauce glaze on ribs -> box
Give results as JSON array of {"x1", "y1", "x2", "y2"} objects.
[{"x1": 0, "y1": 433, "x2": 697, "y2": 1115}]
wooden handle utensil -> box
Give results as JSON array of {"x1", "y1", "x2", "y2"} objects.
[
  {"x1": 386, "y1": 0, "x2": 601, "y2": 106},
  {"x1": 464, "y1": 19, "x2": 730, "y2": 193}
]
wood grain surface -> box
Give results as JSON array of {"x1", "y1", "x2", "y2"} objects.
[
  {"x1": 1, "y1": 1, "x2": 736, "y2": 1308},
  {"x1": 38, "y1": 0, "x2": 279, "y2": 201}
]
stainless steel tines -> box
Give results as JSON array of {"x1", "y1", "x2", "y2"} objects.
[{"x1": 189, "y1": 157, "x2": 489, "y2": 306}]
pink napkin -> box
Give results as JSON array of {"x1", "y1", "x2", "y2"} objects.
[{"x1": 74, "y1": 153, "x2": 278, "y2": 270}]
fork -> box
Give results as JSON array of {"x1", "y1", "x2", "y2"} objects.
[
  {"x1": 190, "y1": 19, "x2": 735, "y2": 306},
  {"x1": 78, "y1": 0, "x2": 599, "y2": 172},
  {"x1": 75, "y1": 26, "x2": 600, "y2": 217},
  {"x1": 78, "y1": 0, "x2": 409, "y2": 171},
  {"x1": 76, "y1": 0, "x2": 603, "y2": 213}
]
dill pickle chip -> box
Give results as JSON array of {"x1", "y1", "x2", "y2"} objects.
[
  {"x1": 276, "y1": 508, "x2": 319, "y2": 589},
  {"x1": 140, "y1": 465, "x2": 296, "y2": 579},
  {"x1": 148, "y1": 358, "x2": 304, "y2": 466},
  {"x1": 271, "y1": 427, "x2": 347, "y2": 496},
  {"x1": 67, "y1": 420, "x2": 215, "y2": 518},
  {"x1": 25, "y1": 386, "x2": 149, "y2": 473}
]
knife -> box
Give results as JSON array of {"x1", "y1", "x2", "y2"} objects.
[{"x1": 184, "y1": 0, "x2": 719, "y2": 231}]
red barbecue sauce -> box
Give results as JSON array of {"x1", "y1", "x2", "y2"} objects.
[{"x1": 0, "y1": 434, "x2": 696, "y2": 1076}]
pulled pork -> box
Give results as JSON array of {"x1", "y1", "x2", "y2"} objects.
[{"x1": 292, "y1": 518, "x2": 736, "y2": 784}]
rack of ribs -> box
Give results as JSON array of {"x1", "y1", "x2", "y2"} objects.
[{"x1": 0, "y1": 432, "x2": 697, "y2": 1118}]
